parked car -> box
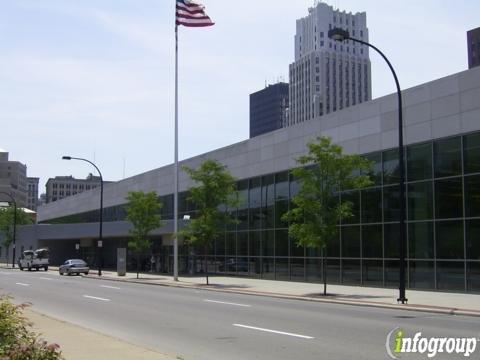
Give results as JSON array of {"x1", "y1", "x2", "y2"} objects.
[
  {"x1": 59, "y1": 259, "x2": 89, "y2": 276},
  {"x1": 219, "y1": 258, "x2": 248, "y2": 272}
]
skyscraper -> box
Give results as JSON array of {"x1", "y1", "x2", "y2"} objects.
[
  {"x1": 249, "y1": 82, "x2": 289, "y2": 138},
  {"x1": 467, "y1": 27, "x2": 480, "y2": 69},
  {"x1": 287, "y1": 2, "x2": 371, "y2": 126}
]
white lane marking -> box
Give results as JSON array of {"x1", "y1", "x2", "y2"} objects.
[
  {"x1": 100, "y1": 285, "x2": 121, "y2": 290},
  {"x1": 15, "y1": 282, "x2": 30, "y2": 287},
  {"x1": 233, "y1": 324, "x2": 314, "y2": 339},
  {"x1": 83, "y1": 295, "x2": 110, "y2": 302},
  {"x1": 204, "y1": 299, "x2": 251, "y2": 307},
  {"x1": 40, "y1": 277, "x2": 54, "y2": 281},
  {"x1": 0, "y1": 271, "x2": 13, "y2": 275}
]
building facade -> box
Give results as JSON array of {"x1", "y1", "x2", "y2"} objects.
[
  {"x1": 27, "y1": 177, "x2": 39, "y2": 211},
  {"x1": 45, "y1": 174, "x2": 104, "y2": 203},
  {"x1": 288, "y1": 2, "x2": 371, "y2": 126},
  {"x1": 5, "y1": 66, "x2": 480, "y2": 293},
  {"x1": 0, "y1": 149, "x2": 27, "y2": 207},
  {"x1": 467, "y1": 27, "x2": 480, "y2": 69},
  {"x1": 250, "y1": 83, "x2": 289, "y2": 138}
]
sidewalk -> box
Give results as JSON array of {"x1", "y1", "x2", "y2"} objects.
[
  {"x1": 82, "y1": 269, "x2": 480, "y2": 317},
  {"x1": 25, "y1": 309, "x2": 176, "y2": 360}
]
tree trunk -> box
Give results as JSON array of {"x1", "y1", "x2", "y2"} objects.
[
  {"x1": 136, "y1": 253, "x2": 140, "y2": 279},
  {"x1": 322, "y1": 247, "x2": 327, "y2": 296},
  {"x1": 204, "y1": 244, "x2": 209, "y2": 285}
]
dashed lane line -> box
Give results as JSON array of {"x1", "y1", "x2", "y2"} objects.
[
  {"x1": 204, "y1": 299, "x2": 251, "y2": 307},
  {"x1": 83, "y1": 295, "x2": 111, "y2": 302},
  {"x1": 233, "y1": 324, "x2": 314, "y2": 339}
]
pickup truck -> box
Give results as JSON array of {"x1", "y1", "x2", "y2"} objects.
[{"x1": 18, "y1": 248, "x2": 49, "y2": 271}]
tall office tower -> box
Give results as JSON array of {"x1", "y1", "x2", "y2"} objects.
[
  {"x1": 467, "y1": 27, "x2": 480, "y2": 69},
  {"x1": 250, "y1": 82, "x2": 289, "y2": 138},
  {"x1": 287, "y1": 2, "x2": 371, "y2": 126},
  {"x1": 27, "y1": 177, "x2": 39, "y2": 211},
  {"x1": 0, "y1": 149, "x2": 27, "y2": 207}
]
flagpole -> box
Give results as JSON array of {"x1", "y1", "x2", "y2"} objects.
[{"x1": 173, "y1": 18, "x2": 179, "y2": 281}]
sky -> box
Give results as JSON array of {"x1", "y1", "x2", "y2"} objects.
[{"x1": 1, "y1": 0, "x2": 479, "y2": 193}]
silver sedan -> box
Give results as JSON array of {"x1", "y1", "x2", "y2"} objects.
[{"x1": 59, "y1": 259, "x2": 90, "y2": 276}]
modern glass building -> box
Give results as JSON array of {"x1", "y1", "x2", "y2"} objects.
[{"x1": 7, "y1": 65, "x2": 480, "y2": 293}]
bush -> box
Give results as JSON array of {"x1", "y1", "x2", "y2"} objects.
[{"x1": 0, "y1": 295, "x2": 63, "y2": 360}]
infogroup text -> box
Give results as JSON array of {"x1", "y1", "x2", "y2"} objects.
[{"x1": 386, "y1": 328, "x2": 478, "y2": 358}]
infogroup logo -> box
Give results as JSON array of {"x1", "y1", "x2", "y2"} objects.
[{"x1": 385, "y1": 327, "x2": 479, "y2": 359}]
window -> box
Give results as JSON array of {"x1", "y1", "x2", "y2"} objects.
[
  {"x1": 320, "y1": 31, "x2": 324, "y2": 37},
  {"x1": 383, "y1": 185, "x2": 401, "y2": 222},
  {"x1": 408, "y1": 181, "x2": 433, "y2": 220},
  {"x1": 466, "y1": 220, "x2": 480, "y2": 259},
  {"x1": 362, "y1": 225, "x2": 382, "y2": 258},
  {"x1": 407, "y1": 142, "x2": 432, "y2": 181},
  {"x1": 341, "y1": 226, "x2": 360, "y2": 257},
  {"x1": 409, "y1": 222, "x2": 434, "y2": 259},
  {"x1": 409, "y1": 261, "x2": 434, "y2": 289},
  {"x1": 464, "y1": 132, "x2": 480, "y2": 174},
  {"x1": 383, "y1": 149, "x2": 399, "y2": 184},
  {"x1": 436, "y1": 221, "x2": 464, "y2": 259},
  {"x1": 435, "y1": 178, "x2": 463, "y2": 219},
  {"x1": 465, "y1": 175, "x2": 480, "y2": 217},
  {"x1": 361, "y1": 188, "x2": 382, "y2": 223},
  {"x1": 434, "y1": 137, "x2": 461, "y2": 177}
]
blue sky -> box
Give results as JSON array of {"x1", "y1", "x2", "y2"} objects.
[{"x1": 1, "y1": 0, "x2": 479, "y2": 192}]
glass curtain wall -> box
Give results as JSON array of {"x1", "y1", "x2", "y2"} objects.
[{"x1": 197, "y1": 132, "x2": 480, "y2": 292}]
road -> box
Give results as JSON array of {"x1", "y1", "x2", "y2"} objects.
[{"x1": 0, "y1": 268, "x2": 478, "y2": 360}]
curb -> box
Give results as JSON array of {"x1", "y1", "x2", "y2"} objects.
[{"x1": 81, "y1": 274, "x2": 480, "y2": 318}]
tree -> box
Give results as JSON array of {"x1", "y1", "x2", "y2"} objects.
[
  {"x1": 0, "y1": 207, "x2": 33, "y2": 265},
  {"x1": 282, "y1": 137, "x2": 372, "y2": 295},
  {"x1": 181, "y1": 159, "x2": 239, "y2": 285},
  {"x1": 125, "y1": 191, "x2": 163, "y2": 279}
]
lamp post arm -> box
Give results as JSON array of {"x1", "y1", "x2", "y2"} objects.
[
  {"x1": 67, "y1": 157, "x2": 103, "y2": 182},
  {"x1": 348, "y1": 37, "x2": 402, "y2": 102}
]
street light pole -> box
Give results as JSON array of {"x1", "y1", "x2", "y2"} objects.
[
  {"x1": 0, "y1": 192, "x2": 17, "y2": 268},
  {"x1": 328, "y1": 28, "x2": 408, "y2": 304},
  {"x1": 62, "y1": 156, "x2": 104, "y2": 276}
]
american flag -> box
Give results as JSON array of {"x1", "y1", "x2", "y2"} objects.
[{"x1": 176, "y1": 0, "x2": 214, "y2": 27}]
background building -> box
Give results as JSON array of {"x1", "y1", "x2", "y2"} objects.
[
  {"x1": 0, "y1": 148, "x2": 27, "y2": 207},
  {"x1": 250, "y1": 82, "x2": 289, "y2": 138},
  {"x1": 27, "y1": 177, "x2": 39, "y2": 211},
  {"x1": 45, "y1": 173, "x2": 105, "y2": 203},
  {"x1": 467, "y1": 27, "x2": 480, "y2": 69},
  {"x1": 287, "y1": 2, "x2": 371, "y2": 126}
]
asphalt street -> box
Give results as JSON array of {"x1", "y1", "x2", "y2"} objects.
[{"x1": 0, "y1": 268, "x2": 478, "y2": 360}]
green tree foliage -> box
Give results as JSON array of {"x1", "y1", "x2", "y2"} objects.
[
  {"x1": 282, "y1": 137, "x2": 372, "y2": 293},
  {"x1": 0, "y1": 295, "x2": 63, "y2": 359},
  {"x1": 181, "y1": 159, "x2": 239, "y2": 284},
  {"x1": 0, "y1": 207, "x2": 34, "y2": 265},
  {"x1": 125, "y1": 191, "x2": 163, "y2": 279}
]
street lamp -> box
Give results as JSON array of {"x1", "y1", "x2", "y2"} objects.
[
  {"x1": 328, "y1": 28, "x2": 407, "y2": 304},
  {"x1": 62, "y1": 156, "x2": 104, "y2": 276},
  {"x1": 0, "y1": 192, "x2": 17, "y2": 268}
]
